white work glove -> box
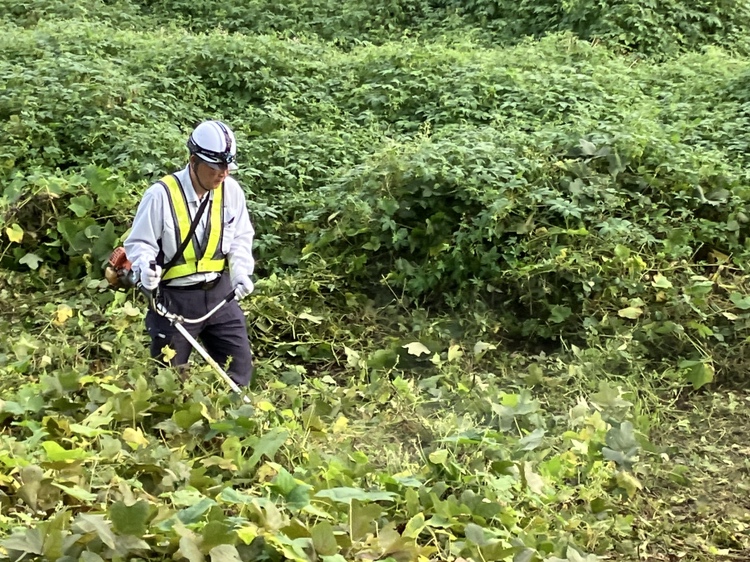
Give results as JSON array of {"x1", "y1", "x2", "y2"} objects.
[
  {"x1": 233, "y1": 275, "x2": 254, "y2": 300},
  {"x1": 139, "y1": 264, "x2": 162, "y2": 291}
]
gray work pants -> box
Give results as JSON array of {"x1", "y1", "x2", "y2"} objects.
[{"x1": 145, "y1": 274, "x2": 253, "y2": 386}]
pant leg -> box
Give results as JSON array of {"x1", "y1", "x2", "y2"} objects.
[
  {"x1": 145, "y1": 289, "x2": 206, "y2": 368},
  {"x1": 199, "y1": 277, "x2": 253, "y2": 386}
]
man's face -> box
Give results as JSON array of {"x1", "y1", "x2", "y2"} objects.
[{"x1": 194, "y1": 157, "x2": 230, "y2": 190}]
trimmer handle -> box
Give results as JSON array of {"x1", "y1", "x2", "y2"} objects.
[{"x1": 137, "y1": 260, "x2": 159, "y2": 302}]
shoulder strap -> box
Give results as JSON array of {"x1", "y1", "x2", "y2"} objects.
[{"x1": 161, "y1": 176, "x2": 212, "y2": 274}]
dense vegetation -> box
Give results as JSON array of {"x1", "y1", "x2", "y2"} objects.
[{"x1": 2, "y1": 1, "x2": 750, "y2": 561}]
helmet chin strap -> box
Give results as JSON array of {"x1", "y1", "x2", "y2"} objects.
[{"x1": 190, "y1": 158, "x2": 212, "y2": 196}]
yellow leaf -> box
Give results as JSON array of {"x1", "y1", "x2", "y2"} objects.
[
  {"x1": 200, "y1": 403, "x2": 215, "y2": 423},
  {"x1": 5, "y1": 224, "x2": 23, "y2": 243},
  {"x1": 161, "y1": 346, "x2": 176, "y2": 362},
  {"x1": 617, "y1": 306, "x2": 643, "y2": 319},
  {"x1": 332, "y1": 416, "x2": 348, "y2": 434},
  {"x1": 122, "y1": 427, "x2": 149, "y2": 448},
  {"x1": 122, "y1": 302, "x2": 141, "y2": 317},
  {"x1": 54, "y1": 304, "x2": 73, "y2": 326},
  {"x1": 256, "y1": 400, "x2": 276, "y2": 412},
  {"x1": 237, "y1": 525, "x2": 259, "y2": 544},
  {"x1": 447, "y1": 344, "x2": 463, "y2": 362},
  {"x1": 615, "y1": 470, "x2": 643, "y2": 498}
]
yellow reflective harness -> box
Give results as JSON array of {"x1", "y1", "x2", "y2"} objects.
[{"x1": 159, "y1": 174, "x2": 226, "y2": 281}]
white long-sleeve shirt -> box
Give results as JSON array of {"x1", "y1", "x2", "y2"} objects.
[{"x1": 124, "y1": 165, "x2": 255, "y2": 287}]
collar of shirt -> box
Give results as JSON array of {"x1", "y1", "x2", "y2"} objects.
[{"x1": 174, "y1": 165, "x2": 209, "y2": 207}]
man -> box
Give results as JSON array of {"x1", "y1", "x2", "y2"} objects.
[{"x1": 124, "y1": 120, "x2": 255, "y2": 386}]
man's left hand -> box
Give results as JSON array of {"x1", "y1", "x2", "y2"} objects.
[{"x1": 233, "y1": 275, "x2": 254, "y2": 300}]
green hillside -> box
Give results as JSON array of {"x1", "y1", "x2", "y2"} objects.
[{"x1": 1, "y1": 1, "x2": 750, "y2": 561}]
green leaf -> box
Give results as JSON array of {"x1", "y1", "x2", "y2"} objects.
[
  {"x1": 549, "y1": 305, "x2": 572, "y2": 323},
  {"x1": 314, "y1": 487, "x2": 395, "y2": 505},
  {"x1": 209, "y1": 544, "x2": 243, "y2": 562},
  {"x1": 51, "y1": 482, "x2": 97, "y2": 502},
  {"x1": 651, "y1": 273, "x2": 673, "y2": 289},
  {"x1": 110, "y1": 500, "x2": 152, "y2": 537},
  {"x1": 73, "y1": 514, "x2": 117, "y2": 550},
  {"x1": 350, "y1": 499, "x2": 382, "y2": 541},
  {"x1": 202, "y1": 520, "x2": 236, "y2": 551},
  {"x1": 311, "y1": 521, "x2": 338, "y2": 556},
  {"x1": 428, "y1": 449, "x2": 449, "y2": 466},
  {"x1": 177, "y1": 498, "x2": 217, "y2": 525},
  {"x1": 683, "y1": 361, "x2": 714, "y2": 390},
  {"x1": 402, "y1": 513, "x2": 425, "y2": 539},
  {"x1": 603, "y1": 421, "x2": 640, "y2": 469},
  {"x1": 68, "y1": 195, "x2": 94, "y2": 217},
  {"x1": 729, "y1": 292, "x2": 750, "y2": 310},
  {"x1": 565, "y1": 546, "x2": 602, "y2": 562},
  {"x1": 464, "y1": 522, "x2": 487, "y2": 546},
  {"x1": 2, "y1": 528, "x2": 44, "y2": 557},
  {"x1": 246, "y1": 428, "x2": 289, "y2": 468},
  {"x1": 178, "y1": 535, "x2": 205, "y2": 562},
  {"x1": 517, "y1": 428, "x2": 545, "y2": 451},
  {"x1": 42, "y1": 441, "x2": 90, "y2": 462}
]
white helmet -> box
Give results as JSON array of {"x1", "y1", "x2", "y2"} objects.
[{"x1": 187, "y1": 120, "x2": 238, "y2": 170}]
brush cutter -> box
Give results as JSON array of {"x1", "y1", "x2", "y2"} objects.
[
  {"x1": 145, "y1": 284, "x2": 251, "y2": 404},
  {"x1": 106, "y1": 248, "x2": 251, "y2": 404}
]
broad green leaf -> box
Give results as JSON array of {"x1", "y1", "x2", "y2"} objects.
[
  {"x1": 402, "y1": 513, "x2": 425, "y2": 539},
  {"x1": 314, "y1": 487, "x2": 395, "y2": 505},
  {"x1": 565, "y1": 546, "x2": 603, "y2": 561},
  {"x1": 202, "y1": 520, "x2": 236, "y2": 551},
  {"x1": 1, "y1": 528, "x2": 44, "y2": 557},
  {"x1": 42, "y1": 441, "x2": 89, "y2": 462},
  {"x1": 177, "y1": 498, "x2": 217, "y2": 525},
  {"x1": 464, "y1": 523, "x2": 487, "y2": 546},
  {"x1": 311, "y1": 521, "x2": 338, "y2": 556},
  {"x1": 51, "y1": 482, "x2": 97, "y2": 502},
  {"x1": 246, "y1": 428, "x2": 289, "y2": 468},
  {"x1": 209, "y1": 544, "x2": 242, "y2": 562},
  {"x1": 351, "y1": 499, "x2": 382, "y2": 540},
  {"x1": 68, "y1": 195, "x2": 94, "y2": 217},
  {"x1": 73, "y1": 514, "x2": 116, "y2": 549},
  {"x1": 428, "y1": 449, "x2": 449, "y2": 466},
  {"x1": 447, "y1": 344, "x2": 463, "y2": 362},
  {"x1": 651, "y1": 273, "x2": 672, "y2": 289},
  {"x1": 517, "y1": 428, "x2": 545, "y2": 451},
  {"x1": 520, "y1": 462, "x2": 545, "y2": 494},
  {"x1": 683, "y1": 361, "x2": 714, "y2": 390},
  {"x1": 729, "y1": 292, "x2": 750, "y2": 310},
  {"x1": 110, "y1": 500, "x2": 152, "y2": 537},
  {"x1": 603, "y1": 421, "x2": 640, "y2": 469},
  {"x1": 177, "y1": 535, "x2": 205, "y2": 562},
  {"x1": 549, "y1": 305, "x2": 572, "y2": 323}
]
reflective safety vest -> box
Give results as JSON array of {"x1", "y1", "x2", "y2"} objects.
[{"x1": 159, "y1": 174, "x2": 226, "y2": 281}]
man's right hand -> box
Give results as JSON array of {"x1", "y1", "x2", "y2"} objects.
[{"x1": 140, "y1": 264, "x2": 162, "y2": 291}]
